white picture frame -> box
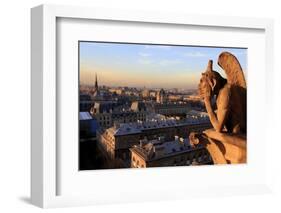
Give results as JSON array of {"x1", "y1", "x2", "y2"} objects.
[{"x1": 31, "y1": 4, "x2": 274, "y2": 208}]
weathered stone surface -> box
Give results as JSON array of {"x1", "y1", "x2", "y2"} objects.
[
  {"x1": 204, "y1": 129, "x2": 246, "y2": 164},
  {"x1": 190, "y1": 52, "x2": 247, "y2": 164}
]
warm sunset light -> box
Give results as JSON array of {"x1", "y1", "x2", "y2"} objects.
[
  {"x1": 79, "y1": 42, "x2": 247, "y2": 89},
  {"x1": 79, "y1": 41, "x2": 247, "y2": 170}
]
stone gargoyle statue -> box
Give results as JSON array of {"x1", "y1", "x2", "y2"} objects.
[{"x1": 189, "y1": 52, "x2": 247, "y2": 164}]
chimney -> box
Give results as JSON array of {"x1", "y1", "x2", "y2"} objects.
[
  {"x1": 179, "y1": 137, "x2": 184, "y2": 144},
  {"x1": 158, "y1": 136, "x2": 165, "y2": 142}
]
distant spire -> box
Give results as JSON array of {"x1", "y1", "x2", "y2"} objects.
[{"x1": 95, "y1": 73, "x2": 98, "y2": 89}]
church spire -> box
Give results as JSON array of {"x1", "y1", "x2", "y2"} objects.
[
  {"x1": 92, "y1": 73, "x2": 100, "y2": 97},
  {"x1": 95, "y1": 73, "x2": 98, "y2": 89}
]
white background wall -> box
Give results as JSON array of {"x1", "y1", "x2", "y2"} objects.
[{"x1": 0, "y1": 0, "x2": 280, "y2": 212}]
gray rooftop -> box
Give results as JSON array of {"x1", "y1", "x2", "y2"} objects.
[
  {"x1": 110, "y1": 115, "x2": 209, "y2": 136},
  {"x1": 132, "y1": 137, "x2": 204, "y2": 160},
  {"x1": 80, "y1": 112, "x2": 93, "y2": 120}
]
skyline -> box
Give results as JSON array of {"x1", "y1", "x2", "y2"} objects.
[{"x1": 79, "y1": 42, "x2": 247, "y2": 89}]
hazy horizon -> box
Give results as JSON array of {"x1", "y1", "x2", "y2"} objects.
[
  {"x1": 80, "y1": 83, "x2": 197, "y2": 92},
  {"x1": 79, "y1": 42, "x2": 247, "y2": 90}
]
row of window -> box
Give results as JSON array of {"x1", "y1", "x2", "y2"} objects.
[
  {"x1": 98, "y1": 115, "x2": 146, "y2": 121},
  {"x1": 99, "y1": 121, "x2": 111, "y2": 126},
  {"x1": 172, "y1": 152, "x2": 210, "y2": 165},
  {"x1": 132, "y1": 151, "x2": 210, "y2": 168}
]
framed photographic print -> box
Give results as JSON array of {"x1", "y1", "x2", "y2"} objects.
[{"x1": 31, "y1": 4, "x2": 274, "y2": 208}]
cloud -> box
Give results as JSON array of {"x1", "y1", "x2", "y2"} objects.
[
  {"x1": 183, "y1": 51, "x2": 208, "y2": 57},
  {"x1": 138, "y1": 52, "x2": 151, "y2": 57},
  {"x1": 137, "y1": 58, "x2": 152, "y2": 65},
  {"x1": 137, "y1": 57, "x2": 183, "y2": 66},
  {"x1": 159, "y1": 59, "x2": 182, "y2": 66}
]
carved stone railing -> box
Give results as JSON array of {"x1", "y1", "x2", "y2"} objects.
[{"x1": 189, "y1": 129, "x2": 246, "y2": 164}]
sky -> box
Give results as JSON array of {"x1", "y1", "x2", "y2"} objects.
[{"x1": 79, "y1": 41, "x2": 247, "y2": 90}]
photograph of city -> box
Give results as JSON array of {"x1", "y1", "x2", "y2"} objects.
[{"x1": 79, "y1": 41, "x2": 247, "y2": 170}]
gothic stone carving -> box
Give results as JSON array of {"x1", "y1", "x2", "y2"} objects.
[{"x1": 190, "y1": 52, "x2": 247, "y2": 164}]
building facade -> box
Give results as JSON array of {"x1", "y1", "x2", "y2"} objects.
[
  {"x1": 130, "y1": 137, "x2": 212, "y2": 168},
  {"x1": 151, "y1": 102, "x2": 191, "y2": 116},
  {"x1": 96, "y1": 117, "x2": 211, "y2": 168},
  {"x1": 156, "y1": 88, "x2": 167, "y2": 103},
  {"x1": 91, "y1": 101, "x2": 147, "y2": 129},
  {"x1": 79, "y1": 93, "x2": 92, "y2": 112},
  {"x1": 79, "y1": 112, "x2": 99, "y2": 140}
]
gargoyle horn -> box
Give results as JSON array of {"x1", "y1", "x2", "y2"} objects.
[
  {"x1": 202, "y1": 60, "x2": 213, "y2": 76},
  {"x1": 206, "y1": 60, "x2": 213, "y2": 72}
]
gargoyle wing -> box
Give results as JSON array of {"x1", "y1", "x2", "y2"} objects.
[{"x1": 218, "y1": 52, "x2": 247, "y2": 89}]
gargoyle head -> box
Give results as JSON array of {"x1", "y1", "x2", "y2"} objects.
[{"x1": 198, "y1": 60, "x2": 226, "y2": 98}]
